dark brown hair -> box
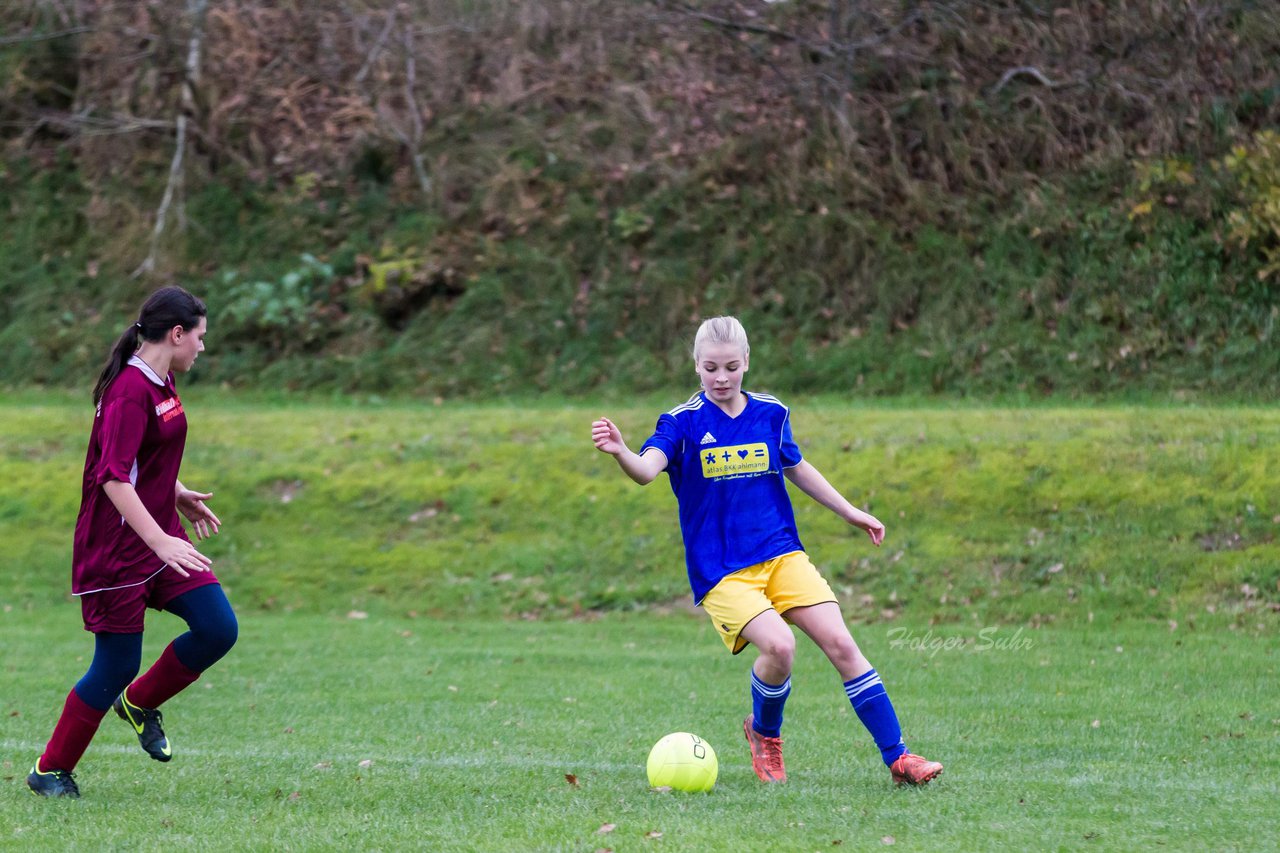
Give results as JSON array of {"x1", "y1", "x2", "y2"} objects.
[{"x1": 93, "y1": 286, "x2": 207, "y2": 404}]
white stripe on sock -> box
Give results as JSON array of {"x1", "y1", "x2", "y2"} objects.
[
  {"x1": 750, "y1": 673, "x2": 791, "y2": 697},
  {"x1": 844, "y1": 675, "x2": 883, "y2": 701}
]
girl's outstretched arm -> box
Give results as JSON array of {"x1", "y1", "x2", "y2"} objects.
[
  {"x1": 784, "y1": 460, "x2": 885, "y2": 546},
  {"x1": 591, "y1": 416, "x2": 668, "y2": 485}
]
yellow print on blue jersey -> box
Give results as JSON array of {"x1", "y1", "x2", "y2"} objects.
[{"x1": 700, "y1": 443, "x2": 770, "y2": 478}]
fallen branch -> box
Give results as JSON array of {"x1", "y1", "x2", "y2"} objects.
[
  {"x1": 661, "y1": 0, "x2": 834, "y2": 59},
  {"x1": 991, "y1": 65, "x2": 1056, "y2": 95},
  {"x1": 353, "y1": 6, "x2": 397, "y2": 85},
  {"x1": 18, "y1": 109, "x2": 172, "y2": 136},
  {"x1": 0, "y1": 26, "x2": 92, "y2": 46}
]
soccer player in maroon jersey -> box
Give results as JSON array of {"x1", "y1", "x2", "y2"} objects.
[{"x1": 28, "y1": 286, "x2": 238, "y2": 798}]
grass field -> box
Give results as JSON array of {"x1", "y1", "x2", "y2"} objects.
[
  {"x1": 4, "y1": 609, "x2": 1277, "y2": 851},
  {"x1": 2, "y1": 394, "x2": 1278, "y2": 849},
  {"x1": 2, "y1": 392, "x2": 1278, "y2": 623}
]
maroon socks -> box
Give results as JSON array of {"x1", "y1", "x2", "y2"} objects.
[
  {"x1": 40, "y1": 688, "x2": 107, "y2": 773},
  {"x1": 39, "y1": 643, "x2": 203, "y2": 773},
  {"x1": 126, "y1": 642, "x2": 201, "y2": 708}
]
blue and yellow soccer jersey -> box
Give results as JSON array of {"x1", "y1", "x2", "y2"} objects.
[{"x1": 640, "y1": 391, "x2": 805, "y2": 603}]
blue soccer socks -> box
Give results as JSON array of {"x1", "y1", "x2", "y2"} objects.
[
  {"x1": 750, "y1": 670, "x2": 791, "y2": 738},
  {"x1": 844, "y1": 669, "x2": 907, "y2": 765}
]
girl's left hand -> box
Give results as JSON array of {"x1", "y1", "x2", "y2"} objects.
[
  {"x1": 177, "y1": 488, "x2": 221, "y2": 540},
  {"x1": 852, "y1": 511, "x2": 885, "y2": 547}
]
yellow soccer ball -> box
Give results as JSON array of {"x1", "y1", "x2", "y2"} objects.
[{"x1": 646, "y1": 732, "x2": 718, "y2": 792}]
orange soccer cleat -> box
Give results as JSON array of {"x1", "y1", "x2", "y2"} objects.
[
  {"x1": 742, "y1": 714, "x2": 787, "y2": 783},
  {"x1": 890, "y1": 752, "x2": 943, "y2": 786}
]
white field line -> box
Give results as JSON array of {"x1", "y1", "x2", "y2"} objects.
[
  {"x1": 0, "y1": 738, "x2": 636, "y2": 773},
  {"x1": 7, "y1": 739, "x2": 1277, "y2": 796}
]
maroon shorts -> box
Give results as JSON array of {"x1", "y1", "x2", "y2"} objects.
[{"x1": 79, "y1": 566, "x2": 220, "y2": 634}]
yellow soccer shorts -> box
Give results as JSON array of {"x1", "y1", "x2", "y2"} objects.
[{"x1": 700, "y1": 551, "x2": 837, "y2": 655}]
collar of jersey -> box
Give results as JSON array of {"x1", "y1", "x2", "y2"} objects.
[
  {"x1": 702, "y1": 390, "x2": 750, "y2": 419},
  {"x1": 127, "y1": 354, "x2": 167, "y2": 386}
]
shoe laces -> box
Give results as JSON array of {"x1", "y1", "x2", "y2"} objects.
[
  {"x1": 49, "y1": 768, "x2": 79, "y2": 793},
  {"x1": 893, "y1": 753, "x2": 937, "y2": 779},
  {"x1": 130, "y1": 702, "x2": 163, "y2": 728},
  {"x1": 759, "y1": 735, "x2": 784, "y2": 773}
]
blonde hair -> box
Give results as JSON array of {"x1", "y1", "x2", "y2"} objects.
[{"x1": 693, "y1": 316, "x2": 750, "y2": 362}]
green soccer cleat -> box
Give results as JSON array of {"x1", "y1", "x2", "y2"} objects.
[
  {"x1": 114, "y1": 691, "x2": 172, "y2": 762},
  {"x1": 28, "y1": 761, "x2": 80, "y2": 798}
]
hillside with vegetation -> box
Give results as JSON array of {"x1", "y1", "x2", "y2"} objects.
[{"x1": 2, "y1": 1, "x2": 1278, "y2": 397}]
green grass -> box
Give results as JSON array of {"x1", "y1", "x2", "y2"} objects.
[
  {"x1": 3, "y1": 609, "x2": 1277, "y2": 850},
  {"x1": 3, "y1": 395, "x2": 1278, "y2": 848},
  {"x1": 2, "y1": 393, "x2": 1277, "y2": 623}
]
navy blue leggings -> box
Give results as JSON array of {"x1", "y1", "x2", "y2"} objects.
[{"x1": 74, "y1": 584, "x2": 238, "y2": 711}]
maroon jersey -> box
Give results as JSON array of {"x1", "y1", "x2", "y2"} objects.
[{"x1": 72, "y1": 357, "x2": 189, "y2": 595}]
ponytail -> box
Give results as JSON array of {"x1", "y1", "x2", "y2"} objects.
[
  {"x1": 92, "y1": 324, "x2": 143, "y2": 405},
  {"x1": 92, "y1": 286, "x2": 207, "y2": 405}
]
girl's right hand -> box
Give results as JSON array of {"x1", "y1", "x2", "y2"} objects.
[
  {"x1": 591, "y1": 417, "x2": 626, "y2": 455},
  {"x1": 152, "y1": 534, "x2": 212, "y2": 578}
]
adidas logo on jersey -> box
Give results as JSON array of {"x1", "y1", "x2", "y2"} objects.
[{"x1": 700, "y1": 432, "x2": 717, "y2": 445}]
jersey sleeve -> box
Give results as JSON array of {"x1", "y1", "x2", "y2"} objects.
[
  {"x1": 779, "y1": 409, "x2": 803, "y2": 468},
  {"x1": 95, "y1": 394, "x2": 148, "y2": 486},
  {"x1": 639, "y1": 412, "x2": 681, "y2": 468}
]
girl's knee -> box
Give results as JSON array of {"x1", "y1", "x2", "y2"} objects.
[
  {"x1": 181, "y1": 607, "x2": 238, "y2": 668},
  {"x1": 204, "y1": 609, "x2": 238, "y2": 656},
  {"x1": 169, "y1": 584, "x2": 237, "y2": 652},
  {"x1": 822, "y1": 632, "x2": 866, "y2": 670},
  {"x1": 223, "y1": 616, "x2": 239, "y2": 654},
  {"x1": 757, "y1": 631, "x2": 796, "y2": 668}
]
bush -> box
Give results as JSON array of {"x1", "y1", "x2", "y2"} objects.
[
  {"x1": 1223, "y1": 129, "x2": 1280, "y2": 280},
  {"x1": 216, "y1": 254, "x2": 342, "y2": 354}
]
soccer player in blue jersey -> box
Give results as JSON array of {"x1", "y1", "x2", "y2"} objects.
[{"x1": 591, "y1": 316, "x2": 942, "y2": 786}]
